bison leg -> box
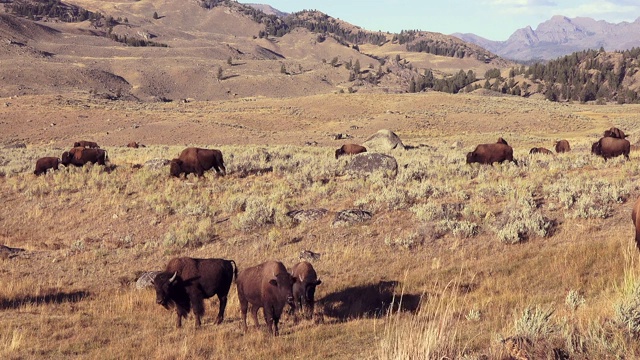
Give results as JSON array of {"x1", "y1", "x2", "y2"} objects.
[
  {"x1": 239, "y1": 298, "x2": 249, "y2": 332},
  {"x1": 215, "y1": 294, "x2": 227, "y2": 324},
  {"x1": 191, "y1": 296, "x2": 205, "y2": 328},
  {"x1": 263, "y1": 305, "x2": 278, "y2": 336},
  {"x1": 249, "y1": 304, "x2": 260, "y2": 328},
  {"x1": 175, "y1": 306, "x2": 188, "y2": 328}
]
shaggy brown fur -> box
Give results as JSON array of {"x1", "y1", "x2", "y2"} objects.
[
  {"x1": 236, "y1": 261, "x2": 296, "y2": 336},
  {"x1": 169, "y1": 147, "x2": 226, "y2": 177},
  {"x1": 335, "y1": 144, "x2": 367, "y2": 159},
  {"x1": 34, "y1": 157, "x2": 60, "y2": 175},
  {"x1": 153, "y1": 257, "x2": 237, "y2": 328},
  {"x1": 555, "y1": 140, "x2": 570, "y2": 153}
]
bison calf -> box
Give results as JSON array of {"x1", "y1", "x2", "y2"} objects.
[
  {"x1": 153, "y1": 257, "x2": 237, "y2": 328},
  {"x1": 236, "y1": 261, "x2": 296, "y2": 336},
  {"x1": 34, "y1": 157, "x2": 61, "y2": 175},
  {"x1": 335, "y1": 144, "x2": 367, "y2": 159},
  {"x1": 170, "y1": 147, "x2": 226, "y2": 177},
  {"x1": 290, "y1": 261, "x2": 322, "y2": 319}
]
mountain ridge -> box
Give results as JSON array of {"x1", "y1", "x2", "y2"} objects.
[{"x1": 454, "y1": 16, "x2": 640, "y2": 62}]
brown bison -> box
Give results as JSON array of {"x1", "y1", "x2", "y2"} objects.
[
  {"x1": 170, "y1": 147, "x2": 226, "y2": 177},
  {"x1": 127, "y1": 141, "x2": 145, "y2": 148},
  {"x1": 73, "y1": 140, "x2": 99, "y2": 149},
  {"x1": 466, "y1": 140, "x2": 516, "y2": 165},
  {"x1": 529, "y1": 147, "x2": 554, "y2": 155},
  {"x1": 61, "y1": 147, "x2": 108, "y2": 166},
  {"x1": 555, "y1": 140, "x2": 570, "y2": 153},
  {"x1": 335, "y1": 144, "x2": 367, "y2": 159},
  {"x1": 34, "y1": 157, "x2": 61, "y2": 175},
  {"x1": 603, "y1": 127, "x2": 628, "y2": 139},
  {"x1": 290, "y1": 261, "x2": 322, "y2": 319},
  {"x1": 236, "y1": 261, "x2": 296, "y2": 336},
  {"x1": 591, "y1": 137, "x2": 630, "y2": 161},
  {"x1": 153, "y1": 257, "x2": 237, "y2": 328},
  {"x1": 633, "y1": 197, "x2": 640, "y2": 250}
]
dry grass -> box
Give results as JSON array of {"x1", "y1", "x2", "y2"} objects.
[{"x1": 2, "y1": 92, "x2": 640, "y2": 359}]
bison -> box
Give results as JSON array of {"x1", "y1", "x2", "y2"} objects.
[
  {"x1": 633, "y1": 197, "x2": 640, "y2": 250},
  {"x1": 153, "y1": 257, "x2": 237, "y2": 328},
  {"x1": 466, "y1": 139, "x2": 516, "y2": 165},
  {"x1": 61, "y1": 147, "x2": 108, "y2": 166},
  {"x1": 73, "y1": 140, "x2": 99, "y2": 149},
  {"x1": 529, "y1": 147, "x2": 554, "y2": 155},
  {"x1": 170, "y1": 147, "x2": 226, "y2": 177},
  {"x1": 335, "y1": 144, "x2": 367, "y2": 159},
  {"x1": 603, "y1": 127, "x2": 628, "y2": 139},
  {"x1": 290, "y1": 261, "x2": 322, "y2": 319},
  {"x1": 236, "y1": 261, "x2": 296, "y2": 336},
  {"x1": 127, "y1": 141, "x2": 145, "y2": 148},
  {"x1": 591, "y1": 136, "x2": 630, "y2": 161},
  {"x1": 34, "y1": 157, "x2": 61, "y2": 175},
  {"x1": 555, "y1": 140, "x2": 570, "y2": 153}
]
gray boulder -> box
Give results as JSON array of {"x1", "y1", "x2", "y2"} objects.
[
  {"x1": 363, "y1": 129, "x2": 405, "y2": 151},
  {"x1": 144, "y1": 158, "x2": 170, "y2": 170},
  {"x1": 332, "y1": 209, "x2": 373, "y2": 227},
  {"x1": 346, "y1": 153, "x2": 398, "y2": 178},
  {"x1": 135, "y1": 271, "x2": 161, "y2": 290},
  {"x1": 286, "y1": 209, "x2": 328, "y2": 223}
]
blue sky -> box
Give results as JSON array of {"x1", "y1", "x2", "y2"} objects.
[{"x1": 240, "y1": 0, "x2": 640, "y2": 41}]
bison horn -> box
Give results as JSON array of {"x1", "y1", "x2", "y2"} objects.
[
  {"x1": 169, "y1": 271, "x2": 178, "y2": 283},
  {"x1": 299, "y1": 275, "x2": 303, "y2": 282}
]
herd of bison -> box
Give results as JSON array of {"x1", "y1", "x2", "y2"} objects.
[{"x1": 24, "y1": 126, "x2": 640, "y2": 335}]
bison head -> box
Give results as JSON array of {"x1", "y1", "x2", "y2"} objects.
[
  {"x1": 335, "y1": 148, "x2": 344, "y2": 159},
  {"x1": 293, "y1": 276, "x2": 322, "y2": 318},
  {"x1": 153, "y1": 271, "x2": 178, "y2": 309},
  {"x1": 465, "y1": 152, "x2": 476, "y2": 164},
  {"x1": 61, "y1": 151, "x2": 72, "y2": 166},
  {"x1": 591, "y1": 141, "x2": 601, "y2": 155},
  {"x1": 269, "y1": 273, "x2": 297, "y2": 309},
  {"x1": 169, "y1": 159, "x2": 183, "y2": 177}
]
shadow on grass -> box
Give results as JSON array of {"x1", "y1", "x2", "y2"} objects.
[
  {"x1": 319, "y1": 281, "x2": 421, "y2": 321},
  {"x1": 0, "y1": 290, "x2": 90, "y2": 310}
]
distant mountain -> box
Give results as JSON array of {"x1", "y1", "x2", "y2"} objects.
[
  {"x1": 454, "y1": 16, "x2": 640, "y2": 62},
  {"x1": 244, "y1": 3, "x2": 288, "y2": 17}
]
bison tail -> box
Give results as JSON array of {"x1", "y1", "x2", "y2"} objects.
[{"x1": 230, "y1": 260, "x2": 238, "y2": 283}]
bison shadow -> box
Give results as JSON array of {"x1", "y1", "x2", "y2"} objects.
[
  {"x1": 0, "y1": 290, "x2": 90, "y2": 310},
  {"x1": 318, "y1": 281, "x2": 421, "y2": 321}
]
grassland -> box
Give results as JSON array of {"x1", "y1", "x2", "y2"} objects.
[{"x1": 1, "y1": 92, "x2": 640, "y2": 359}]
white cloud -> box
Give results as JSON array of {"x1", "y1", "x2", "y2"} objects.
[{"x1": 561, "y1": 1, "x2": 640, "y2": 19}]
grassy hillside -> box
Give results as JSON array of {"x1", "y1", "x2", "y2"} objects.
[{"x1": 2, "y1": 91, "x2": 640, "y2": 358}]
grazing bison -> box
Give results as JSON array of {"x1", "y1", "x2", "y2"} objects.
[
  {"x1": 290, "y1": 261, "x2": 322, "y2": 319},
  {"x1": 591, "y1": 137, "x2": 630, "y2": 161},
  {"x1": 603, "y1": 127, "x2": 628, "y2": 139},
  {"x1": 170, "y1": 147, "x2": 226, "y2": 177},
  {"x1": 127, "y1": 141, "x2": 144, "y2": 148},
  {"x1": 34, "y1": 157, "x2": 61, "y2": 175},
  {"x1": 335, "y1": 144, "x2": 367, "y2": 159},
  {"x1": 73, "y1": 140, "x2": 99, "y2": 149},
  {"x1": 61, "y1": 147, "x2": 108, "y2": 166},
  {"x1": 529, "y1": 147, "x2": 553, "y2": 155},
  {"x1": 633, "y1": 197, "x2": 640, "y2": 250},
  {"x1": 466, "y1": 140, "x2": 516, "y2": 165},
  {"x1": 153, "y1": 257, "x2": 237, "y2": 328},
  {"x1": 555, "y1": 140, "x2": 570, "y2": 153},
  {"x1": 236, "y1": 261, "x2": 296, "y2": 336}
]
